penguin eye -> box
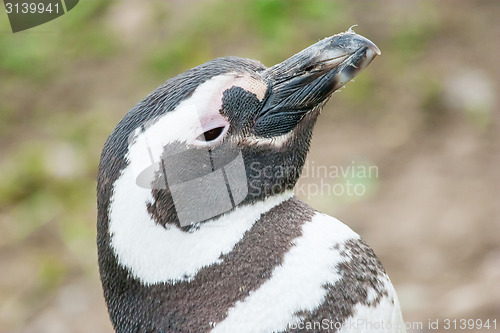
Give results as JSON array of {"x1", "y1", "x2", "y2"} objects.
[{"x1": 197, "y1": 126, "x2": 225, "y2": 142}]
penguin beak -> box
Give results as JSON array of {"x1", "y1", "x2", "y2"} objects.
[{"x1": 254, "y1": 31, "x2": 381, "y2": 137}]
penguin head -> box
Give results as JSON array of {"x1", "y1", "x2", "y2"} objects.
[{"x1": 98, "y1": 30, "x2": 380, "y2": 230}]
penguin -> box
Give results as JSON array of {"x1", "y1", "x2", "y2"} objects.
[{"x1": 97, "y1": 29, "x2": 406, "y2": 333}]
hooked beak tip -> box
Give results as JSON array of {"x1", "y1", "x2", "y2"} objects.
[
  {"x1": 345, "y1": 26, "x2": 381, "y2": 56},
  {"x1": 369, "y1": 41, "x2": 382, "y2": 56}
]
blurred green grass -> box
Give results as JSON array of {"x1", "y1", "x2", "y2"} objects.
[
  {"x1": 146, "y1": 0, "x2": 350, "y2": 77},
  {"x1": 0, "y1": 1, "x2": 115, "y2": 78}
]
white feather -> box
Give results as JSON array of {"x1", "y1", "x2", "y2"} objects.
[
  {"x1": 109, "y1": 178, "x2": 293, "y2": 284},
  {"x1": 211, "y1": 212, "x2": 406, "y2": 333},
  {"x1": 212, "y1": 212, "x2": 358, "y2": 333}
]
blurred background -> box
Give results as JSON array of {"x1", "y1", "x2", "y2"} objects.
[{"x1": 0, "y1": 0, "x2": 499, "y2": 332}]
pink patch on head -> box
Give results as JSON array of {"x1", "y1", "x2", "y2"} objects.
[
  {"x1": 190, "y1": 74, "x2": 267, "y2": 146},
  {"x1": 232, "y1": 76, "x2": 268, "y2": 101},
  {"x1": 194, "y1": 113, "x2": 230, "y2": 145}
]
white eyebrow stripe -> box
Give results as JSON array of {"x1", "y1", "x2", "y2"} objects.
[{"x1": 230, "y1": 76, "x2": 267, "y2": 101}]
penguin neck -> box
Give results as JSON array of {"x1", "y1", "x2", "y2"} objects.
[
  {"x1": 100, "y1": 194, "x2": 319, "y2": 332},
  {"x1": 106, "y1": 184, "x2": 294, "y2": 285}
]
